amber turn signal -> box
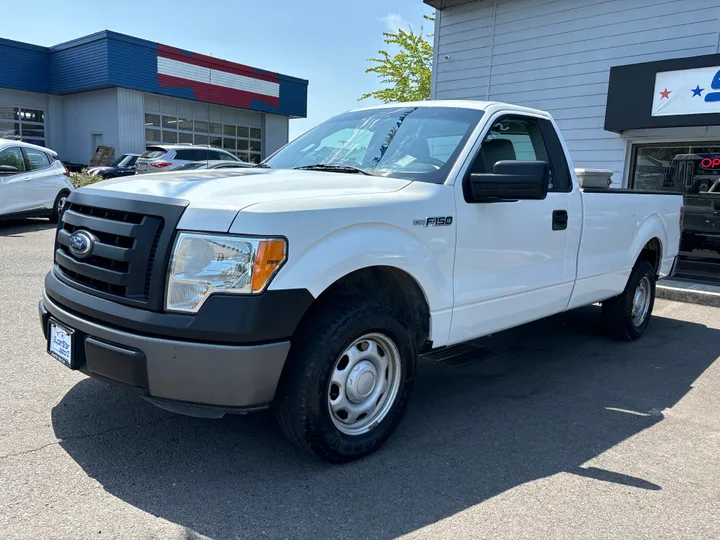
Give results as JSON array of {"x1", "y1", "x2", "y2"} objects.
[{"x1": 251, "y1": 239, "x2": 287, "y2": 293}]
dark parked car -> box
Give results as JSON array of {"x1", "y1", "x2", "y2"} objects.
[{"x1": 87, "y1": 153, "x2": 140, "y2": 179}]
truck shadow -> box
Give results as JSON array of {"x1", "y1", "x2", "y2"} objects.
[
  {"x1": 51, "y1": 306, "x2": 718, "y2": 539},
  {"x1": 0, "y1": 218, "x2": 55, "y2": 236}
]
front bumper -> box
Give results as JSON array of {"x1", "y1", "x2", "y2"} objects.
[{"x1": 40, "y1": 291, "x2": 291, "y2": 417}]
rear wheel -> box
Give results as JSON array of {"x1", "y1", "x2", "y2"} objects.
[
  {"x1": 49, "y1": 190, "x2": 69, "y2": 223},
  {"x1": 602, "y1": 260, "x2": 656, "y2": 341},
  {"x1": 275, "y1": 299, "x2": 416, "y2": 463}
]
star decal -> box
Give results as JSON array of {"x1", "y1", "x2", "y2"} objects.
[
  {"x1": 692, "y1": 85, "x2": 704, "y2": 97},
  {"x1": 659, "y1": 88, "x2": 671, "y2": 99}
]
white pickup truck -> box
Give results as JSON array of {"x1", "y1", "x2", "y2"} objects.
[{"x1": 40, "y1": 101, "x2": 683, "y2": 462}]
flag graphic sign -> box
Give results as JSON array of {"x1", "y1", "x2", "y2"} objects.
[{"x1": 652, "y1": 66, "x2": 720, "y2": 117}]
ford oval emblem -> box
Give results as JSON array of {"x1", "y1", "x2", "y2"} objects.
[{"x1": 68, "y1": 230, "x2": 95, "y2": 259}]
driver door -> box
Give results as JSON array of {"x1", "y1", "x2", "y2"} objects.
[
  {"x1": 449, "y1": 114, "x2": 582, "y2": 345},
  {"x1": 0, "y1": 146, "x2": 32, "y2": 216}
]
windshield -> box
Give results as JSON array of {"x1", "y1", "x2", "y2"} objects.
[
  {"x1": 110, "y1": 154, "x2": 137, "y2": 168},
  {"x1": 264, "y1": 106, "x2": 484, "y2": 183}
]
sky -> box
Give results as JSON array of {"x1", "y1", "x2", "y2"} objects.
[{"x1": 2, "y1": 0, "x2": 435, "y2": 140}]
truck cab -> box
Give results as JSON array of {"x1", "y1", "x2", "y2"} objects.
[{"x1": 40, "y1": 101, "x2": 683, "y2": 463}]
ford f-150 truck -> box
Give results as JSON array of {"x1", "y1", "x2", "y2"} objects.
[{"x1": 40, "y1": 101, "x2": 683, "y2": 463}]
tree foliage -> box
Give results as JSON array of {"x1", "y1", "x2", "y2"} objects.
[{"x1": 360, "y1": 15, "x2": 434, "y2": 103}]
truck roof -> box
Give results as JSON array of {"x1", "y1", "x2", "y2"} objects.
[{"x1": 351, "y1": 99, "x2": 552, "y2": 119}]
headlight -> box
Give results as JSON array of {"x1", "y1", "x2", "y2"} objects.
[{"x1": 166, "y1": 232, "x2": 287, "y2": 313}]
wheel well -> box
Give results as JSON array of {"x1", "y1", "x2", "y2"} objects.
[
  {"x1": 300, "y1": 266, "x2": 431, "y2": 351},
  {"x1": 639, "y1": 237, "x2": 662, "y2": 275}
]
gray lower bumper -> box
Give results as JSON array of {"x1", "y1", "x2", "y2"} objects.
[{"x1": 40, "y1": 290, "x2": 290, "y2": 415}]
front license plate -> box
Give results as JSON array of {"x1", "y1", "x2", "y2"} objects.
[{"x1": 48, "y1": 319, "x2": 74, "y2": 368}]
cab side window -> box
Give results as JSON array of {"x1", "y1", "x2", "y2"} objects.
[
  {"x1": 466, "y1": 115, "x2": 572, "y2": 194},
  {"x1": 0, "y1": 147, "x2": 27, "y2": 172}
]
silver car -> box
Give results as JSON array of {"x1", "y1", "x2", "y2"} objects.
[
  {"x1": 172, "y1": 160, "x2": 254, "y2": 171},
  {"x1": 0, "y1": 139, "x2": 74, "y2": 222},
  {"x1": 134, "y1": 145, "x2": 241, "y2": 173}
]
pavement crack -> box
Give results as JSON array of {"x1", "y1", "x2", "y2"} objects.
[{"x1": 0, "y1": 416, "x2": 176, "y2": 461}]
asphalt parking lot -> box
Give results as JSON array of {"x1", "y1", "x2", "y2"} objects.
[{"x1": 1, "y1": 218, "x2": 719, "y2": 540}]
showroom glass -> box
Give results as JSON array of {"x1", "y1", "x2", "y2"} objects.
[
  {"x1": 0, "y1": 107, "x2": 45, "y2": 146},
  {"x1": 632, "y1": 144, "x2": 720, "y2": 280},
  {"x1": 144, "y1": 113, "x2": 262, "y2": 163},
  {"x1": 264, "y1": 107, "x2": 485, "y2": 183},
  {"x1": 631, "y1": 144, "x2": 720, "y2": 194}
]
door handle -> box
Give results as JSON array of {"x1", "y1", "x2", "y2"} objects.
[{"x1": 552, "y1": 210, "x2": 568, "y2": 231}]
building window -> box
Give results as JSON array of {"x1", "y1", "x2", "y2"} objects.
[
  {"x1": 145, "y1": 112, "x2": 262, "y2": 159},
  {"x1": 631, "y1": 143, "x2": 720, "y2": 280},
  {"x1": 0, "y1": 106, "x2": 45, "y2": 146},
  {"x1": 630, "y1": 143, "x2": 720, "y2": 194}
]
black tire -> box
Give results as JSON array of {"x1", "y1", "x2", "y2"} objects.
[
  {"x1": 275, "y1": 298, "x2": 417, "y2": 463},
  {"x1": 601, "y1": 260, "x2": 656, "y2": 341},
  {"x1": 49, "y1": 190, "x2": 70, "y2": 224}
]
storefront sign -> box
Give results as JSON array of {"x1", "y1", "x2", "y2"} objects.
[
  {"x1": 652, "y1": 66, "x2": 720, "y2": 117},
  {"x1": 606, "y1": 53, "x2": 720, "y2": 132},
  {"x1": 700, "y1": 155, "x2": 720, "y2": 169}
]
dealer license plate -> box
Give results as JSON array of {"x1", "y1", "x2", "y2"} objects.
[{"x1": 48, "y1": 319, "x2": 74, "y2": 368}]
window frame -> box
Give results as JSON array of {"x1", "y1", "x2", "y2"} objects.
[
  {"x1": 144, "y1": 111, "x2": 263, "y2": 158},
  {"x1": 462, "y1": 114, "x2": 571, "y2": 197},
  {"x1": 628, "y1": 141, "x2": 720, "y2": 192},
  {"x1": 0, "y1": 106, "x2": 45, "y2": 146},
  {"x1": 21, "y1": 146, "x2": 52, "y2": 171}
]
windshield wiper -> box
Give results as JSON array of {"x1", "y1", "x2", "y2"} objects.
[
  {"x1": 294, "y1": 163, "x2": 377, "y2": 176},
  {"x1": 254, "y1": 163, "x2": 272, "y2": 168}
]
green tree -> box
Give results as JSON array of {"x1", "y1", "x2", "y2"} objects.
[{"x1": 360, "y1": 15, "x2": 434, "y2": 103}]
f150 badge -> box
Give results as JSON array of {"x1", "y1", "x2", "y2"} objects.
[{"x1": 414, "y1": 216, "x2": 453, "y2": 227}]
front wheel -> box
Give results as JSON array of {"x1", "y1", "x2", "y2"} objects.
[
  {"x1": 49, "y1": 190, "x2": 69, "y2": 224},
  {"x1": 275, "y1": 299, "x2": 416, "y2": 463},
  {"x1": 602, "y1": 260, "x2": 656, "y2": 341}
]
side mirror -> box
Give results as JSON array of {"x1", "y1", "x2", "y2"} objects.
[
  {"x1": 469, "y1": 160, "x2": 549, "y2": 203},
  {"x1": 0, "y1": 165, "x2": 19, "y2": 175}
]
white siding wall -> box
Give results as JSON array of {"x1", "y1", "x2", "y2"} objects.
[
  {"x1": 433, "y1": 0, "x2": 720, "y2": 186},
  {"x1": 117, "y1": 88, "x2": 145, "y2": 156},
  {"x1": 60, "y1": 88, "x2": 120, "y2": 165},
  {"x1": 264, "y1": 113, "x2": 289, "y2": 156}
]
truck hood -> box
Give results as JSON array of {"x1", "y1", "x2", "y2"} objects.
[{"x1": 87, "y1": 168, "x2": 412, "y2": 232}]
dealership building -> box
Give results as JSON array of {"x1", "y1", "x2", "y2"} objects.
[
  {"x1": 427, "y1": 0, "x2": 720, "y2": 280},
  {"x1": 0, "y1": 31, "x2": 308, "y2": 165},
  {"x1": 426, "y1": 0, "x2": 720, "y2": 188}
]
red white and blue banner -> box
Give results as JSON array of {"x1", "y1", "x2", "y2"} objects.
[
  {"x1": 156, "y1": 45, "x2": 281, "y2": 110},
  {"x1": 652, "y1": 66, "x2": 720, "y2": 117}
]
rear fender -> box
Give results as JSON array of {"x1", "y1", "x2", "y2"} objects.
[{"x1": 629, "y1": 214, "x2": 668, "y2": 273}]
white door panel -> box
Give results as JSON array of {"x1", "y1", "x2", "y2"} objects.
[
  {"x1": 450, "y1": 113, "x2": 582, "y2": 343},
  {"x1": 451, "y1": 192, "x2": 581, "y2": 343},
  {"x1": 0, "y1": 146, "x2": 32, "y2": 215},
  {"x1": 0, "y1": 171, "x2": 34, "y2": 214},
  {"x1": 23, "y1": 147, "x2": 61, "y2": 209},
  {"x1": 448, "y1": 283, "x2": 573, "y2": 345}
]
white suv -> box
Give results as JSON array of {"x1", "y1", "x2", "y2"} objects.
[
  {"x1": 135, "y1": 145, "x2": 241, "y2": 173},
  {"x1": 0, "y1": 140, "x2": 73, "y2": 223}
]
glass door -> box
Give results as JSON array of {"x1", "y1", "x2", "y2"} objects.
[{"x1": 630, "y1": 143, "x2": 720, "y2": 283}]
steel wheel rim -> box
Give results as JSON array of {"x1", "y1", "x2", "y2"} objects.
[
  {"x1": 327, "y1": 332, "x2": 402, "y2": 436},
  {"x1": 57, "y1": 196, "x2": 67, "y2": 214},
  {"x1": 631, "y1": 276, "x2": 651, "y2": 327}
]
